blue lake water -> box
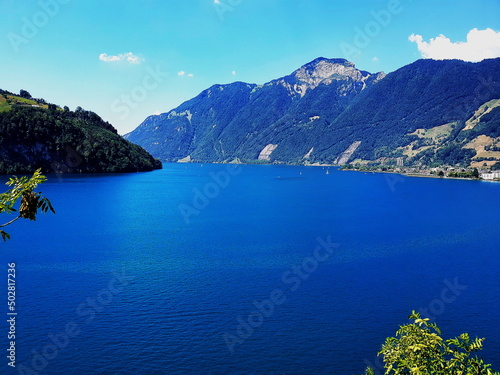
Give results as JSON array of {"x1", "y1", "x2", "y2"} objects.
[{"x1": 1, "y1": 163, "x2": 499, "y2": 374}]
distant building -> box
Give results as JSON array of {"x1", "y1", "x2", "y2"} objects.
[
  {"x1": 481, "y1": 171, "x2": 500, "y2": 180},
  {"x1": 397, "y1": 157, "x2": 404, "y2": 167}
]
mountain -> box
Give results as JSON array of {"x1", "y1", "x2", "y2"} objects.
[
  {"x1": 125, "y1": 58, "x2": 385, "y2": 163},
  {"x1": 0, "y1": 90, "x2": 162, "y2": 174},
  {"x1": 125, "y1": 57, "x2": 500, "y2": 169},
  {"x1": 313, "y1": 58, "x2": 500, "y2": 169}
]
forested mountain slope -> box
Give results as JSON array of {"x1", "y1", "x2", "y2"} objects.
[
  {"x1": 126, "y1": 58, "x2": 500, "y2": 169},
  {"x1": 0, "y1": 89, "x2": 162, "y2": 174}
]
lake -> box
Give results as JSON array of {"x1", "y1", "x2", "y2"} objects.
[{"x1": 1, "y1": 163, "x2": 499, "y2": 374}]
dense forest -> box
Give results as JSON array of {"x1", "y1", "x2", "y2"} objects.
[{"x1": 0, "y1": 90, "x2": 162, "y2": 174}]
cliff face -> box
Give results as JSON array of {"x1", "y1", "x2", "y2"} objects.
[{"x1": 125, "y1": 58, "x2": 500, "y2": 168}]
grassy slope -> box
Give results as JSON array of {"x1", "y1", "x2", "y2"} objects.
[{"x1": 0, "y1": 93, "x2": 51, "y2": 112}]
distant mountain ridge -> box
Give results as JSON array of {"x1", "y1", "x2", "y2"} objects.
[{"x1": 125, "y1": 57, "x2": 500, "y2": 169}]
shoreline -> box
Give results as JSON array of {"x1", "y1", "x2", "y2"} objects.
[
  {"x1": 172, "y1": 160, "x2": 500, "y2": 182},
  {"x1": 339, "y1": 167, "x2": 500, "y2": 182}
]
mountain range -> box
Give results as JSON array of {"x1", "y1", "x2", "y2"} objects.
[{"x1": 125, "y1": 57, "x2": 500, "y2": 169}]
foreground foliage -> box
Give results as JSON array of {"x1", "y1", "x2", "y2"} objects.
[
  {"x1": 0, "y1": 169, "x2": 54, "y2": 241},
  {"x1": 365, "y1": 311, "x2": 499, "y2": 375}
]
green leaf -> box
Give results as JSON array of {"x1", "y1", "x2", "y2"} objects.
[
  {"x1": 0, "y1": 230, "x2": 11, "y2": 241},
  {"x1": 1, "y1": 169, "x2": 55, "y2": 241}
]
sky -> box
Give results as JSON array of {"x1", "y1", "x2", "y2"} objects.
[{"x1": 1, "y1": 0, "x2": 500, "y2": 135}]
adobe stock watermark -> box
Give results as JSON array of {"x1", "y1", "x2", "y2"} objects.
[
  {"x1": 418, "y1": 277, "x2": 467, "y2": 321},
  {"x1": 384, "y1": 173, "x2": 406, "y2": 193},
  {"x1": 7, "y1": 0, "x2": 71, "y2": 54},
  {"x1": 363, "y1": 347, "x2": 386, "y2": 375},
  {"x1": 340, "y1": 0, "x2": 404, "y2": 60},
  {"x1": 213, "y1": 0, "x2": 243, "y2": 22},
  {"x1": 178, "y1": 164, "x2": 242, "y2": 225},
  {"x1": 111, "y1": 65, "x2": 169, "y2": 120},
  {"x1": 50, "y1": 131, "x2": 104, "y2": 182},
  {"x1": 222, "y1": 236, "x2": 340, "y2": 353},
  {"x1": 449, "y1": 76, "x2": 500, "y2": 122},
  {"x1": 15, "y1": 268, "x2": 135, "y2": 375},
  {"x1": 363, "y1": 277, "x2": 467, "y2": 374}
]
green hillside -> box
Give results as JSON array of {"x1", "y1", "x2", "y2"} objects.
[{"x1": 0, "y1": 89, "x2": 162, "y2": 174}]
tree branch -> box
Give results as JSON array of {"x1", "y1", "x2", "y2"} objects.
[{"x1": 0, "y1": 215, "x2": 20, "y2": 228}]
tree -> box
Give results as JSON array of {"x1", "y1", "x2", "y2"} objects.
[
  {"x1": 19, "y1": 89, "x2": 32, "y2": 99},
  {"x1": 365, "y1": 311, "x2": 500, "y2": 375},
  {"x1": 0, "y1": 169, "x2": 55, "y2": 241}
]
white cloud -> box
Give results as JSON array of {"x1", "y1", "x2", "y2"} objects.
[
  {"x1": 178, "y1": 71, "x2": 194, "y2": 78},
  {"x1": 153, "y1": 111, "x2": 161, "y2": 116},
  {"x1": 99, "y1": 52, "x2": 144, "y2": 64},
  {"x1": 214, "y1": 0, "x2": 221, "y2": 3},
  {"x1": 99, "y1": 54, "x2": 120, "y2": 63},
  {"x1": 232, "y1": 70, "x2": 237, "y2": 75},
  {"x1": 372, "y1": 56, "x2": 379, "y2": 62},
  {"x1": 409, "y1": 28, "x2": 500, "y2": 62}
]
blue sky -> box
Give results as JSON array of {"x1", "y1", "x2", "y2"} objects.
[{"x1": 1, "y1": 0, "x2": 499, "y2": 134}]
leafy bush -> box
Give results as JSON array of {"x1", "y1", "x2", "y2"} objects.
[{"x1": 365, "y1": 311, "x2": 499, "y2": 375}]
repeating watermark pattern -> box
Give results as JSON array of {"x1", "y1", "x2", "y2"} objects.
[
  {"x1": 49, "y1": 131, "x2": 103, "y2": 182},
  {"x1": 384, "y1": 173, "x2": 406, "y2": 193},
  {"x1": 450, "y1": 76, "x2": 500, "y2": 122},
  {"x1": 52, "y1": 65, "x2": 167, "y2": 179},
  {"x1": 418, "y1": 277, "x2": 467, "y2": 321},
  {"x1": 222, "y1": 236, "x2": 340, "y2": 353},
  {"x1": 178, "y1": 164, "x2": 243, "y2": 225},
  {"x1": 7, "y1": 0, "x2": 71, "y2": 54},
  {"x1": 340, "y1": 0, "x2": 404, "y2": 60},
  {"x1": 111, "y1": 65, "x2": 169, "y2": 120},
  {"x1": 213, "y1": 0, "x2": 244, "y2": 22},
  {"x1": 15, "y1": 268, "x2": 135, "y2": 375},
  {"x1": 364, "y1": 351, "x2": 386, "y2": 375}
]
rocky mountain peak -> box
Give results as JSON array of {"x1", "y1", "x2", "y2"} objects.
[
  {"x1": 272, "y1": 57, "x2": 384, "y2": 97},
  {"x1": 294, "y1": 57, "x2": 364, "y2": 82}
]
